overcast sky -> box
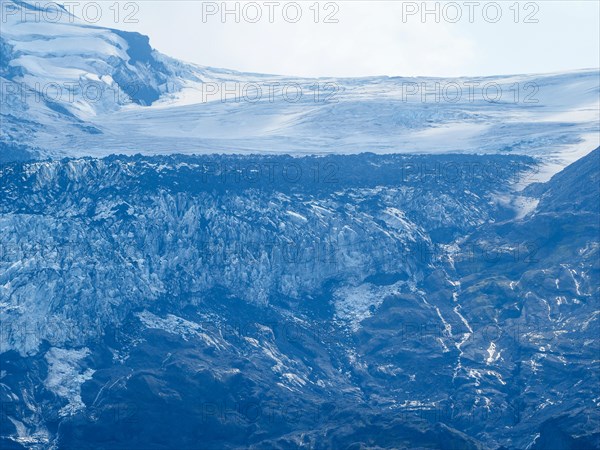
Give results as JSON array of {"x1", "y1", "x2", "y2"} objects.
[{"x1": 61, "y1": 1, "x2": 600, "y2": 78}]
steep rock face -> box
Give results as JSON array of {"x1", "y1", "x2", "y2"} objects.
[
  {"x1": 526, "y1": 147, "x2": 600, "y2": 214},
  {"x1": 1, "y1": 150, "x2": 598, "y2": 449},
  {"x1": 447, "y1": 148, "x2": 600, "y2": 448},
  {"x1": 0, "y1": 152, "x2": 554, "y2": 449}
]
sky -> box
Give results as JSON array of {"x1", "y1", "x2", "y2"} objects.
[{"x1": 57, "y1": 1, "x2": 600, "y2": 78}]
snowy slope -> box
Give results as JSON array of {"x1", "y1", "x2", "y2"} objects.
[
  {"x1": 1, "y1": 0, "x2": 599, "y2": 174},
  {"x1": 91, "y1": 70, "x2": 600, "y2": 170},
  {"x1": 1, "y1": 0, "x2": 600, "y2": 173}
]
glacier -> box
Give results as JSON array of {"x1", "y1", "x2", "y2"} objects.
[
  {"x1": 1, "y1": 0, "x2": 599, "y2": 174},
  {"x1": 0, "y1": 0, "x2": 599, "y2": 449}
]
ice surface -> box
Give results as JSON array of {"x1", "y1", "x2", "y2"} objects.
[{"x1": 1, "y1": 0, "x2": 598, "y2": 179}]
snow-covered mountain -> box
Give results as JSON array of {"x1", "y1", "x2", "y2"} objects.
[
  {"x1": 1, "y1": 0, "x2": 598, "y2": 175},
  {"x1": 1, "y1": 1, "x2": 599, "y2": 449}
]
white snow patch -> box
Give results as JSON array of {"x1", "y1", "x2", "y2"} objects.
[
  {"x1": 136, "y1": 311, "x2": 224, "y2": 349},
  {"x1": 333, "y1": 281, "x2": 403, "y2": 331},
  {"x1": 485, "y1": 342, "x2": 501, "y2": 365},
  {"x1": 44, "y1": 347, "x2": 95, "y2": 417}
]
